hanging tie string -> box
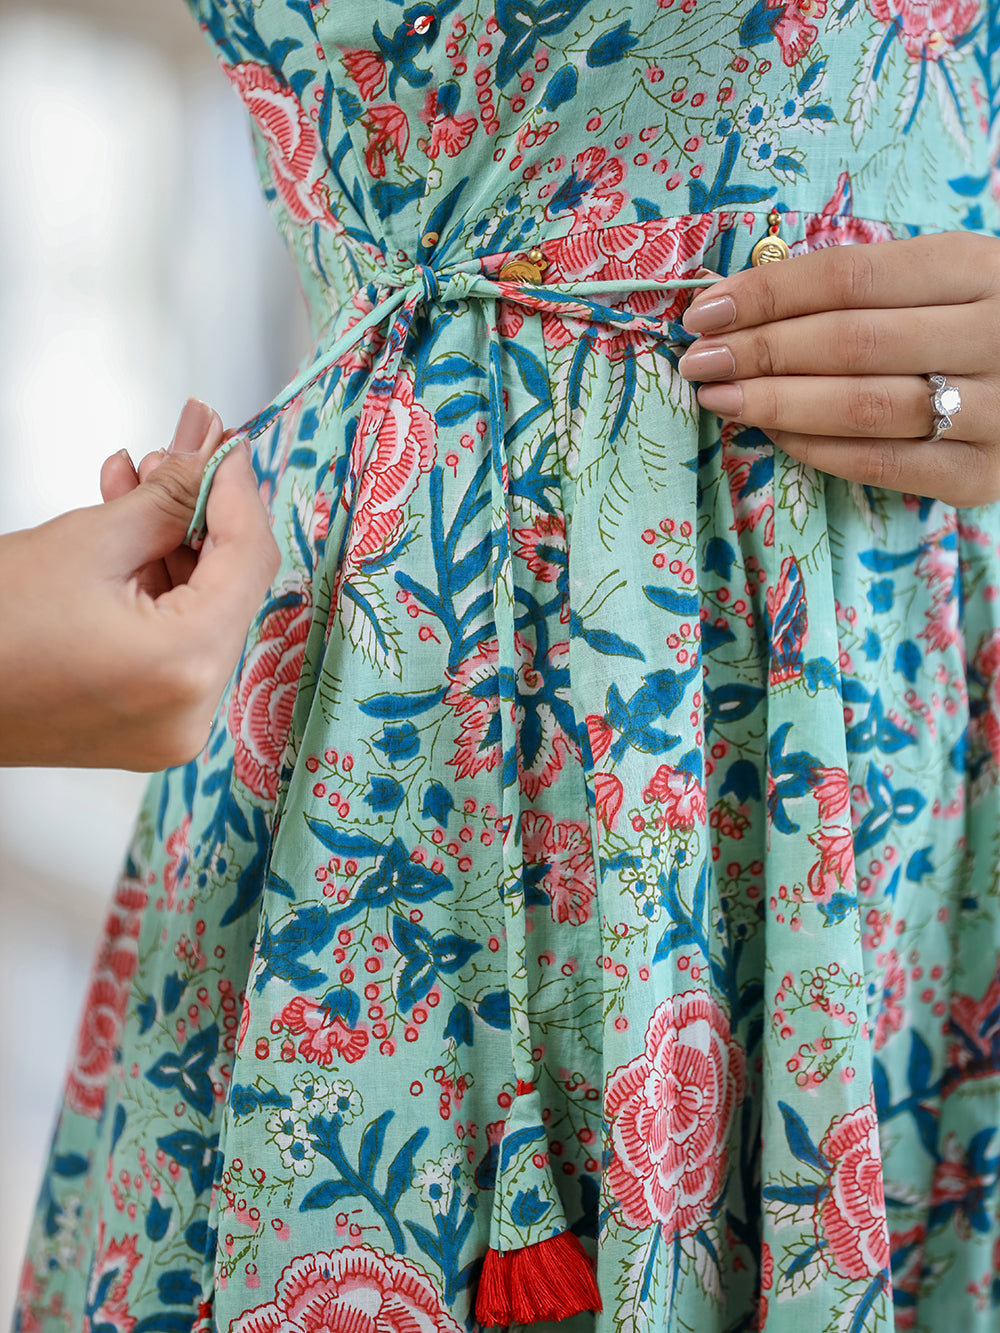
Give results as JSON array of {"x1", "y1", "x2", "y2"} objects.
[{"x1": 180, "y1": 253, "x2": 720, "y2": 1328}]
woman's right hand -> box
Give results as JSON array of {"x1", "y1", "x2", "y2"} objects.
[{"x1": 0, "y1": 399, "x2": 280, "y2": 770}]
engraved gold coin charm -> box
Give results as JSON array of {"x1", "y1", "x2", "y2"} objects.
[
  {"x1": 498, "y1": 245, "x2": 548, "y2": 282},
  {"x1": 751, "y1": 209, "x2": 791, "y2": 266}
]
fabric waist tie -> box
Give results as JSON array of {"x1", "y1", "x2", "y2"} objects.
[
  {"x1": 183, "y1": 258, "x2": 722, "y2": 1328},
  {"x1": 183, "y1": 265, "x2": 721, "y2": 550}
]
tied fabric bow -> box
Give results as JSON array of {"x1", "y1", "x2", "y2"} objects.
[{"x1": 184, "y1": 256, "x2": 721, "y2": 1327}]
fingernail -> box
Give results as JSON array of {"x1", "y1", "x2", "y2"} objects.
[
  {"x1": 118, "y1": 448, "x2": 137, "y2": 473},
  {"x1": 678, "y1": 343, "x2": 736, "y2": 381},
  {"x1": 694, "y1": 266, "x2": 723, "y2": 279},
  {"x1": 697, "y1": 383, "x2": 743, "y2": 418},
  {"x1": 683, "y1": 294, "x2": 737, "y2": 333},
  {"x1": 169, "y1": 398, "x2": 215, "y2": 453}
]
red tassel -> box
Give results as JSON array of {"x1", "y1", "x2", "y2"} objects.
[
  {"x1": 476, "y1": 1232, "x2": 602, "y2": 1327},
  {"x1": 476, "y1": 1248, "x2": 513, "y2": 1327}
]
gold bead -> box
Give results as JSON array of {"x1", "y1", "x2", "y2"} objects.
[{"x1": 526, "y1": 246, "x2": 546, "y2": 268}]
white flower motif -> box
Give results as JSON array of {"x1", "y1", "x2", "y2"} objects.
[
  {"x1": 776, "y1": 94, "x2": 805, "y2": 128},
  {"x1": 290, "y1": 1072, "x2": 332, "y2": 1119},
  {"x1": 267, "y1": 1109, "x2": 317, "y2": 1178},
  {"x1": 280, "y1": 1138, "x2": 316, "y2": 1176},
  {"x1": 266, "y1": 1109, "x2": 310, "y2": 1151},
  {"x1": 415, "y1": 1146, "x2": 472, "y2": 1213},
  {"x1": 326, "y1": 1079, "x2": 362, "y2": 1124},
  {"x1": 737, "y1": 94, "x2": 773, "y2": 135},
  {"x1": 54, "y1": 1195, "x2": 84, "y2": 1266},
  {"x1": 743, "y1": 130, "x2": 782, "y2": 172}
]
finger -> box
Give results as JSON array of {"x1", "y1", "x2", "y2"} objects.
[
  {"x1": 768, "y1": 430, "x2": 999, "y2": 509},
  {"x1": 100, "y1": 450, "x2": 140, "y2": 503},
  {"x1": 170, "y1": 444, "x2": 279, "y2": 640},
  {"x1": 100, "y1": 426, "x2": 224, "y2": 575},
  {"x1": 696, "y1": 374, "x2": 982, "y2": 442},
  {"x1": 678, "y1": 302, "x2": 996, "y2": 382},
  {"x1": 138, "y1": 449, "x2": 168, "y2": 483},
  {"x1": 683, "y1": 233, "x2": 1000, "y2": 333},
  {"x1": 161, "y1": 404, "x2": 224, "y2": 586}
]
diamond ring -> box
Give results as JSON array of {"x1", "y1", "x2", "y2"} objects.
[{"x1": 925, "y1": 374, "x2": 961, "y2": 441}]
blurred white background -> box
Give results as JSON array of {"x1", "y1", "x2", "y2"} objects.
[{"x1": 0, "y1": 0, "x2": 307, "y2": 1322}]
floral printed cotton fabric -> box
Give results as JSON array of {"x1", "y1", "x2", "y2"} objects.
[{"x1": 15, "y1": 2, "x2": 1000, "y2": 1332}]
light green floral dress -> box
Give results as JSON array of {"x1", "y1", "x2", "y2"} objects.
[{"x1": 14, "y1": 1, "x2": 1000, "y2": 1332}]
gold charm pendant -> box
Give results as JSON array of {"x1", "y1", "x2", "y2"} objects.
[
  {"x1": 750, "y1": 209, "x2": 791, "y2": 266},
  {"x1": 498, "y1": 246, "x2": 547, "y2": 282}
]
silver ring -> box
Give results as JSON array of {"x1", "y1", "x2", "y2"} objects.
[{"x1": 926, "y1": 373, "x2": 962, "y2": 441}]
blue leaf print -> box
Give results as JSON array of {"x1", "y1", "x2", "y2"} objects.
[
  {"x1": 145, "y1": 1027, "x2": 219, "y2": 1118},
  {"x1": 156, "y1": 1131, "x2": 220, "y2": 1197},
  {"x1": 157, "y1": 1272, "x2": 200, "y2": 1306},
  {"x1": 421, "y1": 781, "x2": 455, "y2": 825},
  {"x1": 392, "y1": 916, "x2": 482, "y2": 1009},
  {"x1": 542, "y1": 63, "x2": 578, "y2": 109},
  {"x1": 365, "y1": 775, "x2": 405, "y2": 813},
  {"x1": 476, "y1": 991, "x2": 512, "y2": 1029},
  {"x1": 511, "y1": 1187, "x2": 552, "y2": 1226},
  {"x1": 738, "y1": 0, "x2": 783, "y2": 44},
  {"x1": 778, "y1": 1100, "x2": 827, "y2": 1170},
  {"x1": 145, "y1": 1197, "x2": 172, "y2": 1242},
  {"x1": 587, "y1": 19, "x2": 638, "y2": 65},
  {"x1": 644, "y1": 585, "x2": 700, "y2": 616},
  {"x1": 444, "y1": 1002, "x2": 474, "y2": 1046}
]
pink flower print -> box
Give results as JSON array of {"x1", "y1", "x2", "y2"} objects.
[
  {"x1": 546, "y1": 147, "x2": 628, "y2": 232},
  {"x1": 643, "y1": 764, "x2": 707, "y2": 830},
  {"x1": 790, "y1": 173, "x2": 895, "y2": 253},
  {"x1": 586, "y1": 713, "x2": 614, "y2": 762},
  {"x1": 363, "y1": 103, "x2": 410, "y2": 178},
  {"x1": 814, "y1": 1096, "x2": 889, "y2": 1279},
  {"x1": 344, "y1": 372, "x2": 437, "y2": 568},
  {"x1": 418, "y1": 89, "x2": 477, "y2": 160},
  {"x1": 594, "y1": 772, "x2": 624, "y2": 831},
  {"x1": 806, "y1": 824, "x2": 855, "y2": 902},
  {"x1": 606, "y1": 991, "x2": 745, "y2": 1236},
  {"x1": 445, "y1": 637, "x2": 515, "y2": 781},
  {"x1": 971, "y1": 628, "x2": 1000, "y2": 767},
  {"x1": 874, "y1": 951, "x2": 907, "y2": 1050},
  {"x1": 224, "y1": 63, "x2": 334, "y2": 227},
  {"x1": 521, "y1": 811, "x2": 597, "y2": 925},
  {"x1": 867, "y1": 0, "x2": 979, "y2": 59},
  {"x1": 812, "y1": 766, "x2": 850, "y2": 822},
  {"x1": 163, "y1": 815, "x2": 191, "y2": 912},
  {"x1": 83, "y1": 1228, "x2": 141, "y2": 1333},
  {"x1": 948, "y1": 963, "x2": 1000, "y2": 1081},
  {"x1": 766, "y1": 0, "x2": 826, "y2": 66},
  {"x1": 66, "y1": 880, "x2": 147, "y2": 1119},
  {"x1": 231, "y1": 1247, "x2": 463, "y2": 1333},
  {"x1": 229, "y1": 596, "x2": 312, "y2": 803},
  {"x1": 342, "y1": 48, "x2": 387, "y2": 100},
  {"x1": 542, "y1": 214, "x2": 715, "y2": 360},
  {"x1": 721, "y1": 424, "x2": 774, "y2": 547},
  {"x1": 759, "y1": 1241, "x2": 774, "y2": 1326},
  {"x1": 279, "y1": 997, "x2": 368, "y2": 1065},
  {"x1": 512, "y1": 512, "x2": 567, "y2": 585}
]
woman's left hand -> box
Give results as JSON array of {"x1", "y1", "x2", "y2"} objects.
[{"x1": 678, "y1": 231, "x2": 1000, "y2": 508}]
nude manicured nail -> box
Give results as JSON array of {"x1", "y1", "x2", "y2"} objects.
[
  {"x1": 169, "y1": 398, "x2": 215, "y2": 453},
  {"x1": 684, "y1": 294, "x2": 737, "y2": 333},
  {"x1": 678, "y1": 343, "x2": 736, "y2": 380},
  {"x1": 697, "y1": 383, "x2": 743, "y2": 418}
]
